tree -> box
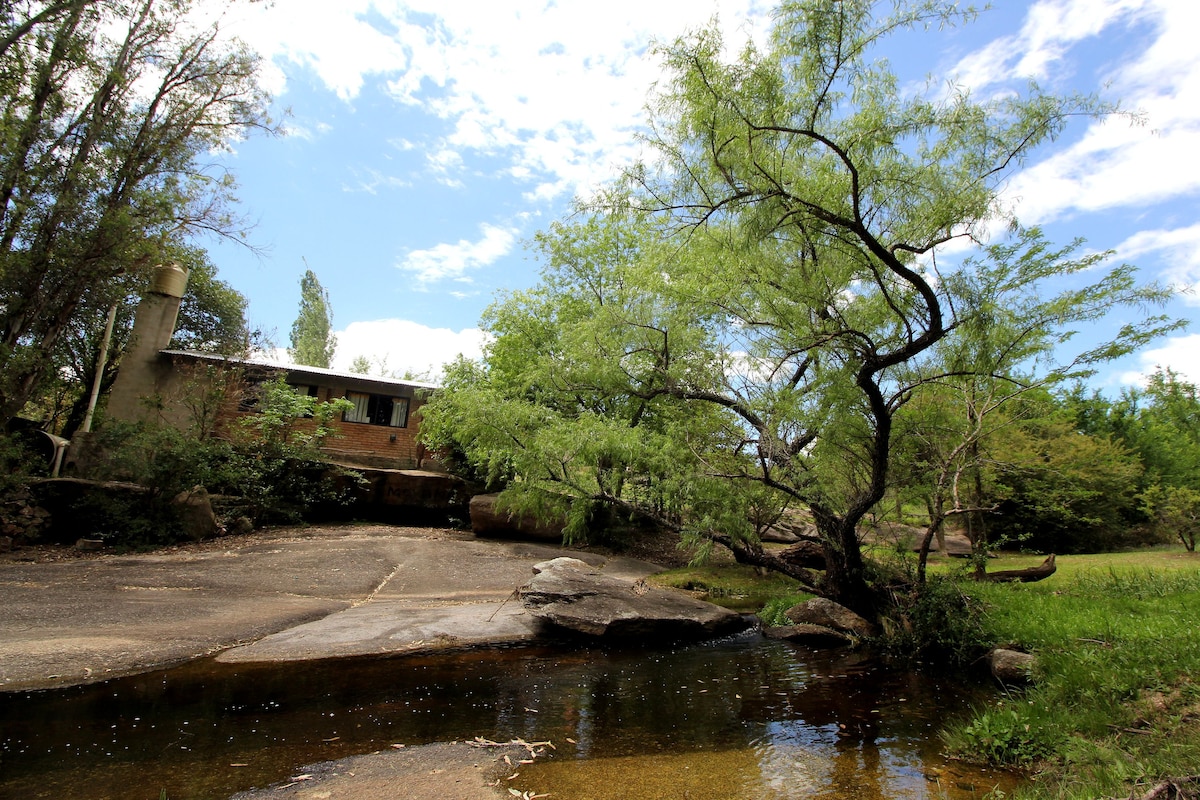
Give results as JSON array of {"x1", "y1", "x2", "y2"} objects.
[
  {"x1": 0, "y1": 0, "x2": 276, "y2": 430},
  {"x1": 894, "y1": 233, "x2": 1177, "y2": 579},
  {"x1": 1070, "y1": 370, "x2": 1200, "y2": 550},
  {"x1": 288, "y1": 269, "x2": 336, "y2": 368},
  {"x1": 424, "y1": 1, "x2": 1172, "y2": 617}
]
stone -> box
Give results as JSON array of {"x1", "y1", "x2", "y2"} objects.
[
  {"x1": 225, "y1": 515, "x2": 255, "y2": 537},
  {"x1": 170, "y1": 485, "x2": 220, "y2": 541},
  {"x1": 470, "y1": 493, "x2": 564, "y2": 542},
  {"x1": 776, "y1": 540, "x2": 827, "y2": 570},
  {"x1": 761, "y1": 623, "x2": 854, "y2": 646},
  {"x1": 988, "y1": 648, "x2": 1037, "y2": 684},
  {"x1": 520, "y1": 557, "x2": 747, "y2": 640},
  {"x1": 784, "y1": 597, "x2": 877, "y2": 638}
]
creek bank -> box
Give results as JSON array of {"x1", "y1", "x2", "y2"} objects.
[{"x1": 0, "y1": 524, "x2": 733, "y2": 690}]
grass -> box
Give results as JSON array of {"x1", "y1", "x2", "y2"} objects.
[
  {"x1": 648, "y1": 563, "x2": 810, "y2": 613},
  {"x1": 943, "y1": 549, "x2": 1200, "y2": 799}
]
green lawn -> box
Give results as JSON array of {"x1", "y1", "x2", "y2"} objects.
[{"x1": 950, "y1": 549, "x2": 1200, "y2": 799}]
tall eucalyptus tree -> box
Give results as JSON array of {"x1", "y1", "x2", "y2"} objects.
[{"x1": 0, "y1": 0, "x2": 275, "y2": 428}]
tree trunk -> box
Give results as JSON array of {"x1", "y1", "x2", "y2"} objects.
[{"x1": 979, "y1": 554, "x2": 1057, "y2": 583}]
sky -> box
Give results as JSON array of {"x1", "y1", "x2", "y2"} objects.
[{"x1": 202, "y1": 0, "x2": 1200, "y2": 389}]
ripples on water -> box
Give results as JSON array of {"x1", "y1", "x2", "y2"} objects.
[{"x1": 0, "y1": 632, "x2": 1020, "y2": 799}]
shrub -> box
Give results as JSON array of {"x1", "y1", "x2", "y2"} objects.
[{"x1": 877, "y1": 574, "x2": 990, "y2": 666}]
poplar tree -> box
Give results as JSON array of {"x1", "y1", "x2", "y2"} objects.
[{"x1": 288, "y1": 269, "x2": 336, "y2": 368}]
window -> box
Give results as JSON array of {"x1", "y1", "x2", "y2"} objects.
[{"x1": 344, "y1": 392, "x2": 410, "y2": 428}]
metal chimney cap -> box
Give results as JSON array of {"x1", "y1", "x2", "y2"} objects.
[{"x1": 149, "y1": 263, "x2": 188, "y2": 298}]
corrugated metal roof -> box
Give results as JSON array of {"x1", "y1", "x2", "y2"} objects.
[{"x1": 160, "y1": 350, "x2": 441, "y2": 393}]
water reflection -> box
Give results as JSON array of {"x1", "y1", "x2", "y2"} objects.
[{"x1": 0, "y1": 633, "x2": 1018, "y2": 799}]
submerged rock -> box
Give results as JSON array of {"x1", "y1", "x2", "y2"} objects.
[
  {"x1": 762, "y1": 623, "x2": 855, "y2": 647},
  {"x1": 784, "y1": 597, "x2": 878, "y2": 638},
  {"x1": 520, "y1": 557, "x2": 747, "y2": 640}
]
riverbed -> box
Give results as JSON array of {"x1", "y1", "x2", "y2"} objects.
[{"x1": 0, "y1": 631, "x2": 1020, "y2": 799}]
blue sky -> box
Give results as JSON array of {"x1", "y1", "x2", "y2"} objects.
[{"x1": 203, "y1": 0, "x2": 1199, "y2": 388}]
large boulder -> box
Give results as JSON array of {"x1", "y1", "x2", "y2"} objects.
[
  {"x1": 520, "y1": 557, "x2": 747, "y2": 640},
  {"x1": 784, "y1": 597, "x2": 878, "y2": 638},
  {"x1": 171, "y1": 485, "x2": 220, "y2": 541},
  {"x1": 762, "y1": 623, "x2": 854, "y2": 647},
  {"x1": 470, "y1": 493, "x2": 564, "y2": 542}
]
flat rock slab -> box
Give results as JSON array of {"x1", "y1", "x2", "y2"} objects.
[
  {"x1": 0, "y1": 525, "x2": 661, "y2": 691},
  {"x1": 218, "y1": 600, "x2": 538, "y2": 662},
  {"x1": 229, "y1": 742, "x2": 529, "y2": 800}
]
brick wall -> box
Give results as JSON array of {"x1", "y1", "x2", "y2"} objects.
[{"x1": 162, "y1": 361, "x2": 433, "y2": 471}]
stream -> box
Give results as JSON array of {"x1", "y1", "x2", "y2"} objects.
[{"x1": 0, "y1": 631, "x2": 1021, "y2": 799}]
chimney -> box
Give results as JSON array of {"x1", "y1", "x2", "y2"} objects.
[{"x1": 105, "y1": 264, "x2": 189, "y2": 423}]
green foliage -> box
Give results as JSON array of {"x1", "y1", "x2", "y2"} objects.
[
  {"x1": 984, "y1": 413, "x2": 1144, "y2": 553},
  {"x1": 955, "y1": 704, "x2": 1063, "y2": 766},
  {"x1": 0, "y1": 0, "x2": 276, "y2": 429},
  {"x1": 1139, "y1": 484, "x2": 1200, "y2": 552},
  {"x1": 652, "y1": 564, "x2": 807, "y2": 613},
  {"x1": 757, "y1": 593, "x2": 814, "y2": 627},
  {"x1": 170, "y1": 256, "x2": 255, "y2": 355},
  {"x1": 877, "y1": 574, "x2": 990, "y2": 666},
  {"x1": 0, "y1": 430, "x2": 38, "y2": 492},
  {"x1": 288, "y1": 270, "x2": 337, "y2": 368}
]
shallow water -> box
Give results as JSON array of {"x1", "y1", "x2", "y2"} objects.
[{"x1": 0, "y1": 633, "x2": 1019, "y2": 799}]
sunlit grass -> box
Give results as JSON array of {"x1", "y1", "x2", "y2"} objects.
[
  {"x1": 944, "y1": 549, "x2": 1200, "y2": 799},
  {"x1": 648, "y1": 563, "x2": 808, "y2": 612}
]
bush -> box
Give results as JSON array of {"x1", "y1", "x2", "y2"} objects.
[
  {"x1": 955, "y1": 704, "x2": 1064, "y2": 766},
  {"x1": 877, "y1": 574, "x2": 990, "y2": 666}
]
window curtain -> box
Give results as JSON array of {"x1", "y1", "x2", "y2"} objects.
[
  {"x1": 345, "y1": 392, "x2": 370, "y2": 423},
  {"x1": 389, "y1": 397, "x2": 409, "y2": 428}
]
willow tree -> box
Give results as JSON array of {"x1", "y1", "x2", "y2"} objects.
[
  {"x1": 0, "y1": 0, "x2": 276, "y2": 429},
  {"x1": 424, "y1": 1, "x2": 1172, "y2": 617}
]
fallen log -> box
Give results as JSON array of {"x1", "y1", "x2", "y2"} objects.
[{"x1": 980, "y1": 554, "x2": 1056, "y2": 583}]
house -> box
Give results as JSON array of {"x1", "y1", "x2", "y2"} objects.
[{"x1": 104, "y1": 264, "x2": 441, "y2": 472}]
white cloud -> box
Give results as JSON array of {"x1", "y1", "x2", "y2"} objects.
[
  {"x1": 1114, "y1": 223, "x2": 1200, "y2": 300},
  {"x1": 229, "y1": 1, "x2": 773, "y2": 202},
  {"x1": 399, "y1": 224, "x2": 518, "y2": 284},
  {"x1": 331, "y1": 319, "x2": 489, "y2": 380},
  {"x1": 955, "y1": 1, "x2": 1200, "y2": 227},
  {"x1": 1120, "y1": 333, "x2": 1200, "y2": 386}
]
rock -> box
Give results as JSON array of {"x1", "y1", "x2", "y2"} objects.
[
  {"x1": 75, "y1": 538, "x2": 104, "y2": 551},
  {"x1": 225, "y1": 515, "x2": 255, "y2": 537},
  {"x1": 988, "y1": 648, "x2": 1037, "y2": 684},
  {"x1": 762, "y1": 623, "x2": 854, "y2": 647},
  {"x1": 470, "y1": 493, "x2": 563, "y2": 542},
  {"x1": 760, "y1": 526, "x2": 801, "y2": 544},
  {"x1": 784, "y1": 597, "x2": 877, "y2": 638},
  {"x1": 520, "y1": 557, "x2": 747, "y2": 640},
  {"x1": 170, "y1": 485, "x2": 220, "y2": 541}
]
